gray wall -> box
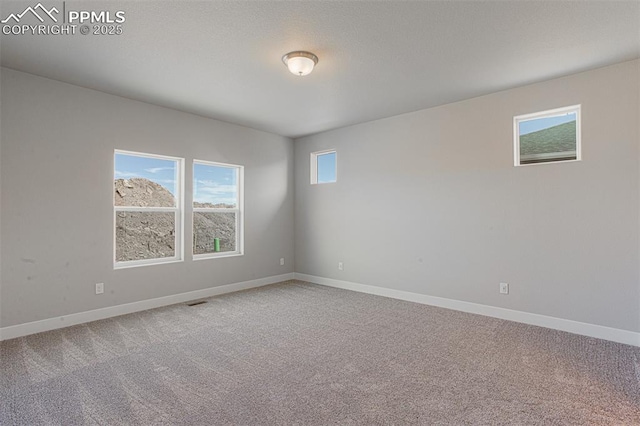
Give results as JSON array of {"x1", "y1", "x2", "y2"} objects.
[
  {"x1": 2, "y1": 61, "x2": 639, "y2": 333},
  {"x1": 295, "y1": 60, "x2": 640, "y2": 333},
  {"x1": 0, "y1": 68, "x2": 295, "y2": 327}
]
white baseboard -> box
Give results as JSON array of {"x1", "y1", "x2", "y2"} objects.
[
  {"x1": 0, "y1": 273, "x2": 295, "y2": 341},
  {"x1": 3, "y1": 272, "x2": 638, "y2": 347},
  {"x1": 294, "y1": 273, "x2": 640, "y2": 347}
]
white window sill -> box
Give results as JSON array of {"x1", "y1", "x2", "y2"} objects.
[
  {"x1": 114, "y1": 258, "x2": 184, "y2": 270},
  {"x1": 193, "y1": 252, "x2": 244, "y2": 261}
]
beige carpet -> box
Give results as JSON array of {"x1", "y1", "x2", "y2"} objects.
[{"x1": 1, "y1": 280, "x2": 639, "y2": 425}]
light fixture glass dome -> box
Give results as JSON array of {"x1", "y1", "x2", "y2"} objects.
[{"x1": 282, "y1": 51, "x2": 318, "y2": 76}]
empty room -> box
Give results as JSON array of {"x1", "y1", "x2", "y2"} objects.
[{"x1": 1, "y1": 1, "x2": 639, "y2": 424}]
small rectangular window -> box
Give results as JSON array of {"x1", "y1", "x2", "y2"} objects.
[
  {"x1": 114, "y1": 150, "x2": 184, "y2": 268},
  {"x1": 514, "y1": 105, "x2": 581, "y2": 166},
  {"x1": 311, "y1": 150, "x2": 337, "y2": 184},
  {"x1": 193, "y1": 160, "x2": 244, "y2": 259}
]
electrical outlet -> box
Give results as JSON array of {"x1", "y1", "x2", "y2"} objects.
[
  {"x1": 500, "y1": 282, "x2": 509, "y2": 295},
  {"x1": 95, "y1": 283, "x2": 104, "y2": 295},
  {"x1": 280, "y1": 258, "x2": 285, "y2": 266},
  {"x1": 338, "y1": 262, "x2": 344, "y2": 271}
]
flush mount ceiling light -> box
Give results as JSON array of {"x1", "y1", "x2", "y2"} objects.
[{"x1": 282, "y1": 51, "x2": 318, "y2": 76}]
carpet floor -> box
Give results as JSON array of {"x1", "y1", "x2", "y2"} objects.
[{"x1": 1, "y1": 280, "x2": 639, "y2": 425}]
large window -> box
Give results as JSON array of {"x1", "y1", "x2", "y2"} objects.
[
  {"x1": 193, "y1": 160, "x2": 243, "y2": 259},
  {"x1": 514, "y1": 105, "x2": 581, "y2": 166},
  {"x1": 311, "y1": 149, "x2": 337, "y2": 184},
  {"x1": 114, "y1": 150, "x2": 183, "y2": 268}
]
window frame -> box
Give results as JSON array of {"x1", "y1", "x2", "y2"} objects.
[
  {"x1": 192, "y1": 159, "x2": 244, "y2": 260},
  {"x1": 113, "y1": 149, "x2": 185, "y2": 269},
  {"x1": 310, "y1": 149, "x2": 337, "y2": 184},
  {"x1": 513, "y1": 104, "x2": 581, "y2": 167}
]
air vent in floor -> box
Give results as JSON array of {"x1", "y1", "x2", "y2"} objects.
[{"x1": 186, "y1": 300, "x2": 207, "y2": 307}]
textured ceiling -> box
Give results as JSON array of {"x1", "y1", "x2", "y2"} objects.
[{"x1": 1, "y1": 1, "x2": 639, "y2": 138}]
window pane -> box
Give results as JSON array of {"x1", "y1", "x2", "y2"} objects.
[
  {"x1": 519, "y1": 112, "x2": 577, "y2": 164},
  {"x1": 193, "y1": 163, "x2": 238, "y2": 208},
  {"x1": 115, "y1": 153, "x2": 177, "y2": 207},
  {"x1": 317, "y1": 152, "x2": 337, "y2": 183},
  {"x1": 116, "y1": 212, "x2": 176, "y2": 262},
  {"x1": 193, "y1": 212, "x2": 236, "y2": 254}
]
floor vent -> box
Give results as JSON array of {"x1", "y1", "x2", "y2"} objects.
[{"x1": 187, "y1": 300, "x2": 207, "y2": 307}]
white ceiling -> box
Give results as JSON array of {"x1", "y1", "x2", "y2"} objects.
[{"x1": 1, "y1": 1, "x2": 639, "y2": 138}]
